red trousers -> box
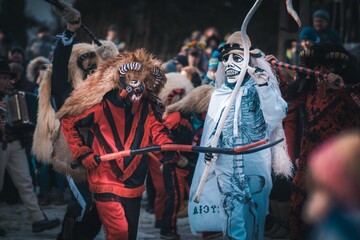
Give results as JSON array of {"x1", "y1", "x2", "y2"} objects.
[
  {"x1": 148, "y1": 153, "x2": 167, "y2": 221},
  {"x1": 95, "y1": 195, "x2": 142, "y2": 240}
]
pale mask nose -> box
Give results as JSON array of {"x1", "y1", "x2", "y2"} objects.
[{"x1": 130, "y1": 80, "x2": 140, "y2": 87}]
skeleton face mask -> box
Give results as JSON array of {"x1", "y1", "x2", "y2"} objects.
[{"x1": 223, "y1": 53, "x2": 244, "y2": 83}]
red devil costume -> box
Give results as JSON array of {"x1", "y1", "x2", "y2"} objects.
[
  {"x1": 57, "y1": 49, "x2": 177, "y2": 240},
  {"x1": 159, "y1": 85, "x2": 214, "y2": 238}
]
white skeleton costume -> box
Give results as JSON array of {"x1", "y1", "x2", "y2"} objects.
[{"x1": 189, "y1": 32, "x2": 290, "y2": 240}]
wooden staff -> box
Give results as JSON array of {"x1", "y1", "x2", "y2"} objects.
[{"x1": 71, "y1": 139, "x2": 284, "y2": 169}]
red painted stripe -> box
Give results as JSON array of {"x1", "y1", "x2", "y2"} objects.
[
  {"x1": 161, "y1": 144, "x2": 192, "y2": 152},
  {"x1": 101, "y1": 150, "x2": 131, "y2": 161},
  {"x1": 234, "y1": 139, "x2": 268, "y2": 153}
]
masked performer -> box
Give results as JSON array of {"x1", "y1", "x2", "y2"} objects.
[
  {"x1": 31, "y1": 2, "x2": 118, "y2": 239},
  {"x1": 159, "y1": 85, "x2": 214, "y2": 239},
  {"x1": 149, "y1": 72, "x2": 193, "y2": 230},
  {"x1": 290, "y1": 43, "x2": 360, "y2": 239},
  {"x1": 202, "y1": 31, "x2": 289, "y2": 239},
  {"x1": 57, "y1": 49, "x2": 178, "y2": 240}
]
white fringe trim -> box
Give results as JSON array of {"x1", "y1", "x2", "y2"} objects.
[{"x1": 270, "y1": 123, "x2": 294, "y2": 178}]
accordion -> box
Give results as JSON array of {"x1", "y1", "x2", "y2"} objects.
[{"x1": 6, "y1": 91, "x2": 38, "y2": 127}]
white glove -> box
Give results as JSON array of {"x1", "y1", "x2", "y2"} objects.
[
  {"x1": 204, "y1": 152, "x2": 218, "y2": 163},
  {"x1": 325, "y1": 73, "x2": 345, "y2": 89},
  {"x1": 247, "y1": 66, "x2": 269, "y2": 85},
  {"x1": 177, "y1": 156, "x2": 189, "y2": 168}
]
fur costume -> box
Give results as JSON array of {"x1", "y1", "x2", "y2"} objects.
[
  {"x1": 158, "y1": 72, "x2": 194, "y2": 108},
  {"x1": 32, "y1": 41, "x2": 118, "y2": 182},
  {"x1": 145, "y1": 71, "x2": 194, "y2": 231},
  {"x1": 164, "y1": 84, "x2": 214, "y2": 117},
  {"x1": 59, "y1": 49, "x2": 174, "y2": 240},
  {"x1": 160, "y1": 84, "x2": 215, "y2": 235}
]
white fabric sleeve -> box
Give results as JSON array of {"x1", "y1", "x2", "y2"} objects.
[{"x1": 256, "y1": 80, "x2": 287, "y2": 132}]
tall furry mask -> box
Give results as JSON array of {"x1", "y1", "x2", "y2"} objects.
[
  {"x1": 115, "y1": 49, "x2": 166, "y2": 99},
  {"x1": 57, "y1": 48, "x2": 166, "y2": 118},
  {"x1": 118, "y1": 61, "x2": 164, "y2": 103}
]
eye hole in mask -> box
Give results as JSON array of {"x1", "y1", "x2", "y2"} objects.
[{"x1": 77, "y1": 51, "x2": 97, "y2": 79}]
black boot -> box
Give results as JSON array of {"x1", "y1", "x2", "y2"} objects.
[
  {"x1": 32, "y1": 218, "x2": 61, "y2": 233},
  {"x1": 57, "y1": 215, "x2": 75, "y2": 240}
]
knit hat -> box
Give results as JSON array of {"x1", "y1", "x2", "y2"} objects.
[
  {"x1": 299, "y1": 27, "x2": 320, "y2": 43},
  {"x1": 208, "y1": 51, "x2": 219, "y2": 70},
  {"x1": 312, "y1": 9, "x2": 330, "y2": 22},
  {"x1": 309, "y1": 130, "x2": 360, "y2": 207}
]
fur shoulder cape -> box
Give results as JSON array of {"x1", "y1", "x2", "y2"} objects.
[{"x1": 164, "y1": 84, "x2": 215, "y2": 117}]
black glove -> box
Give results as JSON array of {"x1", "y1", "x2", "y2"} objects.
[
  {"x1": 160, "y1": 151, "x2": 177, "y2": 164},
  {"x1": 83, "y1": 154, "x2": 101, "y2": 170}
]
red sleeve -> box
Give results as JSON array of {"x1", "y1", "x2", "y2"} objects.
[
  {"x1": 148, "y1": 103, "x2": 174, "y2": 146},
  {"x1": 60, "y1": 104, "x2": 101, "y2": 161},
  {"x1": 163, "y1": 111, "x2": 181, "y2": 130}
]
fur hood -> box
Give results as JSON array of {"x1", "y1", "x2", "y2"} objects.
[
  {"x1": 32, "y1": 41, "x2": 119, "y2": 180},
  {"x1": 68, "y1": 41, "x2": 119, "y2": 89},
  {"x1": 159, "y1": 72, "x2": 194, "y2": 107},
  {"x1": 26, "y1": 56, "x2": 51, "y2": 82},
  {"x1": 164, "y1": 84, "x2": 214, "y2": 117},
  {"x1": 57, "y1": 48, "x2": 166, "y2": 119},
  {"x1": 68, "y1": 43, "x2": 102, "y2": 89}
]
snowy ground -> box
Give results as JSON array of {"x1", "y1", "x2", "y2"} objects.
[
  {"x1": 0, "y1": 200, "x2": 203, "y2": 240},
  {"x1": 0, "y1": 196, "x2": 287, "y2": 239}
]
